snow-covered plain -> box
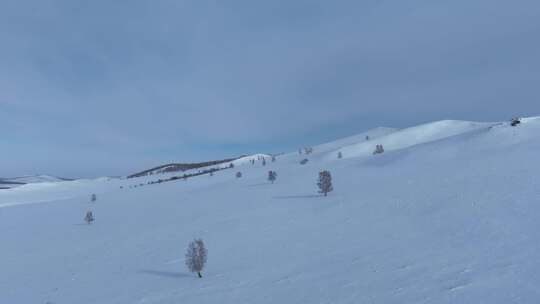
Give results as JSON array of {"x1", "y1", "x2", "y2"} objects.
[{"x1": 1, "y1": 118, "x2": 539, "y2": 303}]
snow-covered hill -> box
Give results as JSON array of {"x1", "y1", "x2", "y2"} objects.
[
  {"x1": 1, "y1": 118, "x2": 539, "y2": 303},
  {"x1": 0, "y1": 175, "x2": 72, "y2": 189}
]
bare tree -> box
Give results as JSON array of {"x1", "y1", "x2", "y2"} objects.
[
  {"x1": 185, "y1": 239, "x2": 208, "y2": 278},
  {"x1": 373, "y1": 144, "x2": 384, "y2": 155},
  {"x1": 317, "y1": 171, "x2": 333, "y2": 197},
  {"x1": 84, "y1": 211, "x2": 94, "y2": 224},
  {"x1": 268, "y1": 170, "x2": 277, "y2": 183},
  {"x1": 236, "y1": 172, "x2": 242, "y2": 178}
]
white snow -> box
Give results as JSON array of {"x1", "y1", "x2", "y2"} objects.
[{"x1": 1, "y1": 118, "x2": 539, "y2": 303}]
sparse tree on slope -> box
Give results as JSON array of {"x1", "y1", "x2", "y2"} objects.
[
  {"x1": 317, "y1": 171, "x2": 333, "y2": 197},
  {"x1": 268, "y1": 170, "x2": 277, "y2": 184},
  {"x1": 373, "y1": 144, "x2": 384, "y2": 155},
  {"x1": 84, "y1": 211, "x2": 94, "y2": 224},
  {"x1": 185, "y1": 239, "x2": 208, "y2": 278}
]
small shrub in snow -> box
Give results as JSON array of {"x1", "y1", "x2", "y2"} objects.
[
  {"x1": 317, "y1": 170, "x2": 333, "y2": 197},
  {"x1": 236, "y1": 172, "x2": 242, "y2": 178},
  {"x1": 337, "y1": 151, "x2": 343, "y2": 159},
  {"x1": 84, "y1": 211, "x2": 95, "y2": 224},
  {"x1": 300, "y1": 158, "x2": 309, "y2": 165},
  {"x1": 510, "y1": 117, "x2": 521, "y2": 127},
  {"x1": 365, "y1": 135, "x2": 370, "y2": 141},
  {"x1": 373, "y1": 144, "x2": 384, "y2": 155},
  {"x1": 268, "y1": 170, "x2": 277, "y2": 183},
  {"x1": 185, "y1": 239, "x2": 208, "y2": 278},
  {"x1": 229, "y1": 163, "x2": 235, "y2": 168},
  {"x1": 91, "y1": 194, "x2": 97, "y2": 202}
]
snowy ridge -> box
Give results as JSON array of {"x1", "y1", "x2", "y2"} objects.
[
  {"x1": 331, "y1": 120, "x2": 494, "y2": 160},
  {"x1": 1, "y1": 117, "x2": 539, "y2": 303}
]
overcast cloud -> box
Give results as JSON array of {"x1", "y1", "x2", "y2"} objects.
[{"x1": 1, "y1": 0, "x2": 539, "y2": 178}]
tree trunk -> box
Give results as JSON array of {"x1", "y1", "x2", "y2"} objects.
[{"x1": 197, "y1": 272, "x2": 202, "y2": 278}]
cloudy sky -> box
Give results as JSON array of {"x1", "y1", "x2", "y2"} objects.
[{"x1": 1, "y1": 0, "x2": 539, "y2": 178}]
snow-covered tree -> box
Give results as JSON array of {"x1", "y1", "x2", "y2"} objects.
[
  {"x1": 229, "y1": 163, "x2": 235, "y2": 168},
  {"x1": 271, "y1": 155, "x2": 276, "y2": 162},
  {"x1": 262, "y1": 158, "x2": 266, "y2": 166},
  {"x1": 373, "y1": 144, "x2": 384, "y2": 155},
  {"x1": 300, "y1": 158, "x2": 309, "y2": 165},
  {"x1": 91, "y1": 194, "x2": 97, "y2": 202},
  {"x1": 84, "y1": 211, "x2": 94, "y2": 224},
  {"x1": 268, "y1": 170, "x2": 277, "y2": 183},
  {"x1": 185, "y1": 239, "x2": 208, "y2": 278},
  {"x1": 317, "y1": 170, "x2": 333, "y2": 197},
  {"x1": 236, "y1": 172, "x2": 242, "y2": 178},
  {"x1": 365, "y1": 135, "x2": 370, "y2": 141},
  {"x1": 337, "y1": 151, "x2": 343, "y2": 159}
]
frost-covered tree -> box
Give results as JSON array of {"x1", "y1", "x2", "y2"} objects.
[
  {"x1": 373, "y1": 144, "x2": 384, "y2": 155},
  {"x1": 337, "y1": 151, "x2": 343, "y2": 159},
  {"x1": 268, "y1": 170, "x2": 277, "y2": 183},
  {"x1": 236, "y1": 172, "x2": 242, "y2": 178},
  {"x1": 185, "y1": 239, "x2": 208, "y2": 278},
  {"x1": 84, "y1": 211, "x2": 94, "y2": 224},
  {"x1": 91, "y1": 194, "x2": 97, "y2": 202},
  {"x1": 317, "y1": 170, "x2": 333, "y2": 197}
]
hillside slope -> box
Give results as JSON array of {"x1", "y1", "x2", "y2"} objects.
[{"x1": 0, "y1": 118, "x2": 539, "y2": 303}]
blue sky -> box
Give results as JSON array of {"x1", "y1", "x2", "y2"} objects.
[{"x1": 1, "y1": 0, "x2": 539, "y2": 178}]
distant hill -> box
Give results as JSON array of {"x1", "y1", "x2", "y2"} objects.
[{"x1": 0, "y1": 175, "x2": 72, "y2": 189}]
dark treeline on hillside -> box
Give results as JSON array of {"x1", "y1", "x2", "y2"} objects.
[{"x1": 127, "y1": 157, "x2": 244, "y2": 178}]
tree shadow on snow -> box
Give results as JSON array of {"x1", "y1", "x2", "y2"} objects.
[
  {"x1": 137, "y1": 269, "x2": 193, "y2": 279},
  {"x1": 273, "y1": 194, "x2": 322, "y2": 199},
  {"x1": 246, "y1": 183, "x2": 272, "y2": 187}
]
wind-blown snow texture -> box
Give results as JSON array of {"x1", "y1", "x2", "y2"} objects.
[{"x1": 1, "y1": 118, "x2": 539, "y2": 303}]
